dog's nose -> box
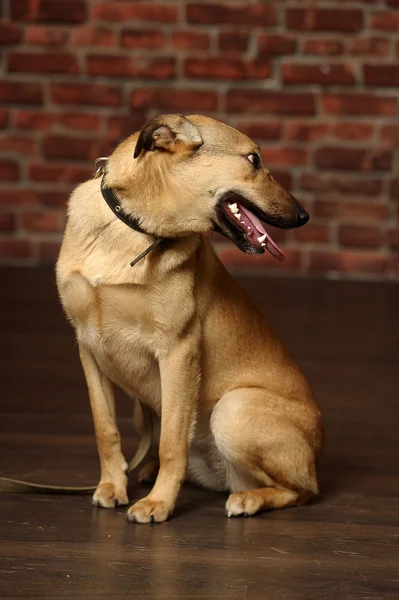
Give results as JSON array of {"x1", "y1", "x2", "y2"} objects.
[{"x1": 297, "y1": 207, "x2": 310, "y2": 227}]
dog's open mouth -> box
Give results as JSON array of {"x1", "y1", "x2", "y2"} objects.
[{"x1": 216, "y1": 194, "x2": 284, "y2": 261}]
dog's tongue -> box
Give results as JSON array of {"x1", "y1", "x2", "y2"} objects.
[{"x1": 239, "y1": 204, "x2": 285, "y2": 261}]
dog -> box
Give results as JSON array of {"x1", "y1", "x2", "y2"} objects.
[{"x1": 56, "y1": 114, "x2": 322, "y2": 523}]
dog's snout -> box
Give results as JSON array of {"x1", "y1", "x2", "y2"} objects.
[{"x1": 297, "y1": 207, "x2": 310, "y2": 227}]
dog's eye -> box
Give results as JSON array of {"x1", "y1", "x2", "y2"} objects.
[{"x1": 247, "y1": 153, "x2": 262, "y2": 169}]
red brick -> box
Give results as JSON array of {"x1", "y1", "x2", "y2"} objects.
[
  {"x1": 42, "y1": 135, "x2": 112, "y2": 161},
  {"x1": 8, "y1": 52, "x2": 79, "y2": 74},
  {"x1": 227, "y1": 91, "x2": 316, "y2": 115},
  {"x1": 0, "y1": 213, "x2": 16, "y2": 232},
  {"x1": 315, "y1": 147, "x2": 391, "y2": 171},
  {"x1": 72, "y1": 26, "x2": 116, "y2": 47},
  {"x1": 0, "y1": 189, "x2": 67, "y2": 208},
  {"x1": 25, "y1": 25, "x2": 69, "y2": 46},
  {"x1": 87, "y1": 55, "x2": 175, "y2": 79},
  {"x1": 348, "y1": 37, "x2": 390, "y2": 57},
  {"x1": 11, "y1": 0, "x2": 87, "y2": 23},
  {"x1": 187, "y1": 3, "x2": 276, "y2": 26},
  {"x1": 0, "y1": 81, "x2": 43, "y2": 105},
  {"x1": 286, "y1": 122, "x2": 329, "y2": 141},
  {"x1": 130, "y1": 88, "x2": 219, "y2": 112},
  {"x1": 0, "y1": 239, "x2": 32, "y2": 260},
  {"x1": 309, "y1": 250, "x2": 387, "y2": 274},
  {"x1": 314, "y1": 200, "x2": 389, "y2": 222},
  {"x1": 272, "y1": 170, "x2": 293, "y2": 191},
  {"x1": 283, "y1": 64, "x2": 355, "y2": 86},
  {"x1": 92, "y1": 3, "x2": 178, "y2": 23},
  {"x1": 0, "y1": 134, "x2": 36, "y2": 156},
  {"x1": 0, "y1": 22, "x2": 23, "y2": 44},
  {"x1": 108, "y1": 115, "x2": 148, "y2": 140},
  {"x1": 322, "y1": 93, "x2": 396, "y2": 116},
  {"x1": 380, "y1": 125, "x2": 399, "y2": 144},
  {"x1": 364, "y1": 65, "x2": 399, "y2": 87},
  {"x1": 391, "y1": 179, "x2": 399, "y2": 199},
  {"x1": 286, "y1": 9, "x2": 363, "y2": 32},
  {"x1": 300, "y1": 174, "x2": 383, "y2": 197},
  {"x1": 0, "y1": 109, "x2": 9, "y2": 129},
  {"x1": 333, "y1": 123, "x2": 374, "y2": 141},
  {"x1": 388, "y1": 229, "x2": 399, "y2": 249},
  {"x1": 0, "y1": 160, "x2": 20, "y2": 181},
  {"x1": 219, "y1": 32, "x2": 249, "y2": 53},
  {"x1": 292, "y1": 223, "x2": 330, "y2": 244},
  {"x1": 217, "y1": 247, "x2": 301, "y2": 270},
  {"x1": 370, "y1": 11, "x2": 399, "y2": 31},
  {"x1": 172, "y1": 31, "x2": 210, "y2": 51},
  {"x1": 185, "y1": 58, "x2": 271, "y2": 80},
  {"x1": 38, "y1": 241, "x2": 61, "y2": 263},
  {"x1": 58, "y1": 113, "x2": 102, "y2": 132},
  {"x1": 0, "y1": 189, "x2": 40, "y2": 205},
  {"x1": 303, "y1": 39, "x2": 343, "y2": 56},
  {"x1": 29, "y1": 163, "x2": 92, "y2": 184},
  {"x1": 21, "y1": 210, "x2": 62, "y2": 232},
  {"x1": 329, "y1": 0, "x2": 379, "y2": 3},
  {"x1": 51, "y1": 83, "x2": 121, "y2": 107},
  {"x1": 14, "y1": 110, "x2": 55, "y2": 131},
  {"x1": 260, "y1": 147, "x2": 308, "y2": 166},
  {"x1": 339, "y1": 225, "x2": 382, "y2": 248},
  {"x1": 121, "y1": 29, "x2": 165, "y2": 49},
  {"x1": 35, "y1": 191, "x2": 69, "y2": 207},
  {"x1": 258, "y1": 34, "x2": 296, "y2": 56},
  {"x1": 236, "y1": 122, "x2": 281, "y2": 140}
]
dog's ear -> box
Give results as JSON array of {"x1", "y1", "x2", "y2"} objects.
[{"x1": 133, "y1": 115, "x2": 203, "y2": 159}]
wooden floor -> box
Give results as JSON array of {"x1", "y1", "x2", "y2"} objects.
[{"x1": 0, "y1": 268, "x2": 398, "y2": 600}]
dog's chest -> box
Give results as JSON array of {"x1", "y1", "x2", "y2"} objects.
[{"x1": 63, "y1": 273, "x2": 162, "y2": 405}]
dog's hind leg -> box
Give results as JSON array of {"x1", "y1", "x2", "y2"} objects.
[
  {"x1": 211, "y1": 388, "x2": 321, "y2": 518},
  {"x1": 79, "y1": 344, "x2": 129, "y2": 508}
]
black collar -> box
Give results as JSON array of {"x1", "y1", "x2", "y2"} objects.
[
  {"x1": 98, "y1": 170, "x2": 163, "y2": 268},
  {"x1": 100, "y1": 178, "x2": 147, "y2": 234}
]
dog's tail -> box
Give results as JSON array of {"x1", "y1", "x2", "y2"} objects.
[{"x1": 0, "y1": 402, "x2": 153, "y2": 494}]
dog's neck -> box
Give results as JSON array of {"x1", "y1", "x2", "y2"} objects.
[
  {"x1": 76, "y1": 157, "x2": 202, "y2": 286},
  {"x1": 93, "y1": 157, "x2": 165, "y2": 269},
  {"x1": 100, "y1": 176, "x2": 164, "y2": 268}
]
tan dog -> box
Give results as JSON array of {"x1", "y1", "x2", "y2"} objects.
[{"x1": 56, "y1": 115, "x2": 322, "y2": 523}]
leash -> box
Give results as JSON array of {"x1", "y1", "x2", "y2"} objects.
[
  {"x1": 94, "y1": 157, "x2": 164, "y2": 267},
  {"x1": 0, "y1": 403, "x2": 153, "y2": 494}
]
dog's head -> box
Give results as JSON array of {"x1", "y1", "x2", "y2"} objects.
[{"x1": 105, "y1": 114, "x2": 309, "y2": 260}]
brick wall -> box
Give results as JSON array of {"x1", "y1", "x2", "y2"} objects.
[{"x1": 0, "y1": 0, "x2": 398, "y2": 279}]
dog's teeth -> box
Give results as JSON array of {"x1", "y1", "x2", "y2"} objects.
[
  {"x1": 261, "y1": 242, "x2": 266, "y2": 247},
  {"x1": 258, "y1": 234, "x2": 267, "y2": 243},
  {"x1": 229, "y1": 203, "x2": 238, "y2": 214},
  {"x1": 234, "y1": 213, "x2": 241, "y2": 220},
  {"x1": 247, "y1": 226, "x2": 251, "y2": 230}
]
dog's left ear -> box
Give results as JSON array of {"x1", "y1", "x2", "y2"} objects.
[{"x1": 134, "y1": 114, "x2": 203, "y2": 159}]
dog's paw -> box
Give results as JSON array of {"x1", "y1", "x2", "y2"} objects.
[
  {"x1": 126, "y1": 496, "x2": 172, "y2": 523},
  {"x1": 92, "y1": 482, "x2": 129, "y2": 508},
  {"x1": 225, "y1": 491, "x2": 263, "y2": 518},
  {"x1": 138, "y1": 460, "x2": 159, "y2": 484}
]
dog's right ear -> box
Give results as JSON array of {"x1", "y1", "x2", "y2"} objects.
[{"x1": 134, "y1": 114, "x2": 203, "y2": 159}]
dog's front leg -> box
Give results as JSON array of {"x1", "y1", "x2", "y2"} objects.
[
  {"x1": 127, "y1": 339, "x2": 199, "y2": 523},
  {"x1": 79, "y1": 344, "x2": 129, "y2": 508}
]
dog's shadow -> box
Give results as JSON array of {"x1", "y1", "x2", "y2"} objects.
[{"x1": 128, "y1": 480, "x2": 226, "y2": 519}]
